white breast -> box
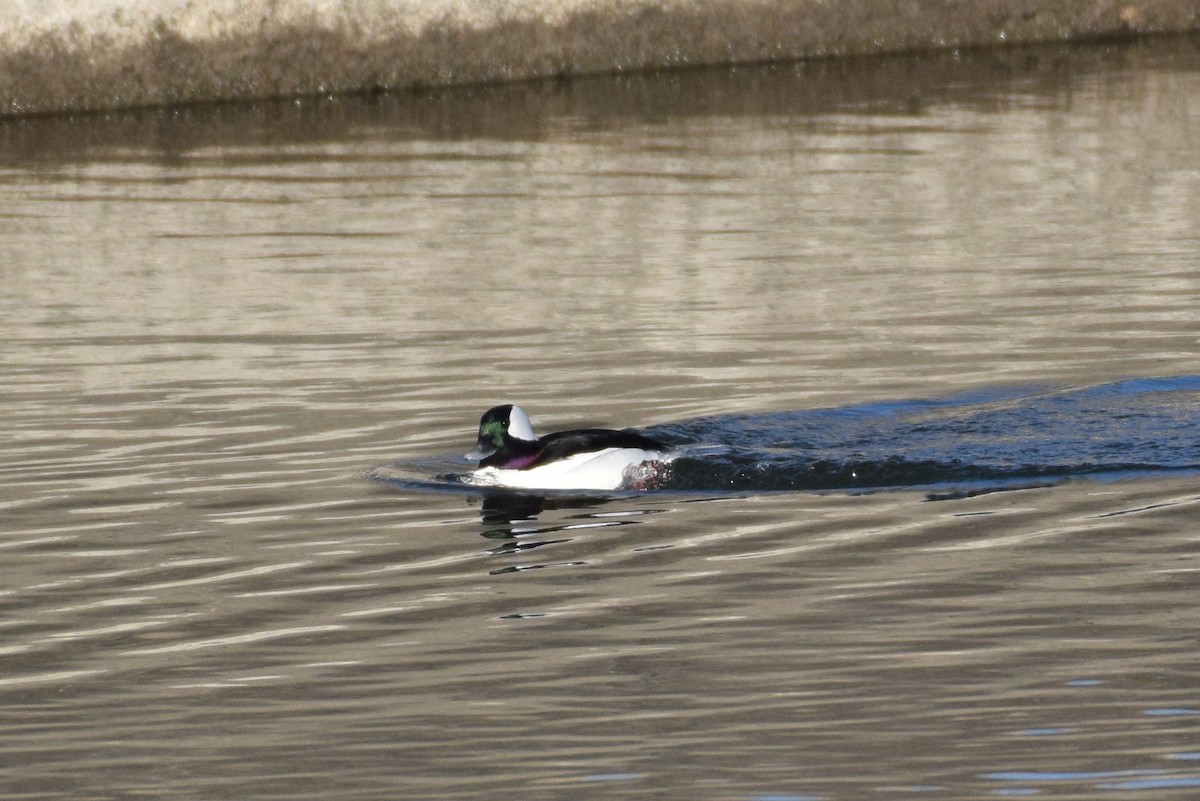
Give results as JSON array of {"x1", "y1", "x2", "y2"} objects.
[{"x1": 469, "y1": 448, "x2": 668, "y2": 491}]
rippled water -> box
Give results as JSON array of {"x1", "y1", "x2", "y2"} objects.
[{"x1": 3, "y1": 39, "x2": 1200, "y2": 800}]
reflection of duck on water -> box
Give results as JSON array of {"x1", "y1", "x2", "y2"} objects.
[{"x1": 464, "y1": 404, "x2": 673, "y2": 491}]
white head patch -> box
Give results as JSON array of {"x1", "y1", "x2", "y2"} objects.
[{"x1": 507, "y1": 405, "x2": 537, "y2": 441}]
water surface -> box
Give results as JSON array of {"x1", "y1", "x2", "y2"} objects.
[{"x1": 2, "y1": 39, "x2": 1200, "y2": 800}]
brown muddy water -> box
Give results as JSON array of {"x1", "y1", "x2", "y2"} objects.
[{"x1": 2, "y1": 38, "x2": 1200, "y2": 800}]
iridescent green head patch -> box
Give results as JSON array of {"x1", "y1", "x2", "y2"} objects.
[{"x1": 480, "y1": 419, "x2": 506, "y2": 446}]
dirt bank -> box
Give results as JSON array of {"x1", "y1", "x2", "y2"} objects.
[{"x1": 2, "y1": 0, "x2": 1197, "y2": 117}]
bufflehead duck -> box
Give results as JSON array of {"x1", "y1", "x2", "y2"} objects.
[{"x1": 465, "y1": 404, "x2": 672, "y2": 491}]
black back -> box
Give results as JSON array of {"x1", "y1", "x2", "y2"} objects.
[{"x1": 532, "y1": 428, "x2": 666, "y2": 467}]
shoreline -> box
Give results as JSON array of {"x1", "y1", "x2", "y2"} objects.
[{"x1": 2, "y1": 1, "x2": 1198, "y2": 118}]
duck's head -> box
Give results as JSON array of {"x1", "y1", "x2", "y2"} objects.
[{"x1": 466, "y1": 404, "x2": 538, "y2": 461}]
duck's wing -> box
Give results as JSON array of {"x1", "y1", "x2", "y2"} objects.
[{"x1": 535, "y1": 429, "x2": 667, "y2": 465}]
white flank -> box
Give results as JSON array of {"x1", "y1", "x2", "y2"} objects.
[{"x1": 470, "y1": 448, "x2": 669, "y2": 491}]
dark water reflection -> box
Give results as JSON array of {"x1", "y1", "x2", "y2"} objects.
[{"x1": 2, "y1": 37, "x2": 1200, "y2": 801}]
